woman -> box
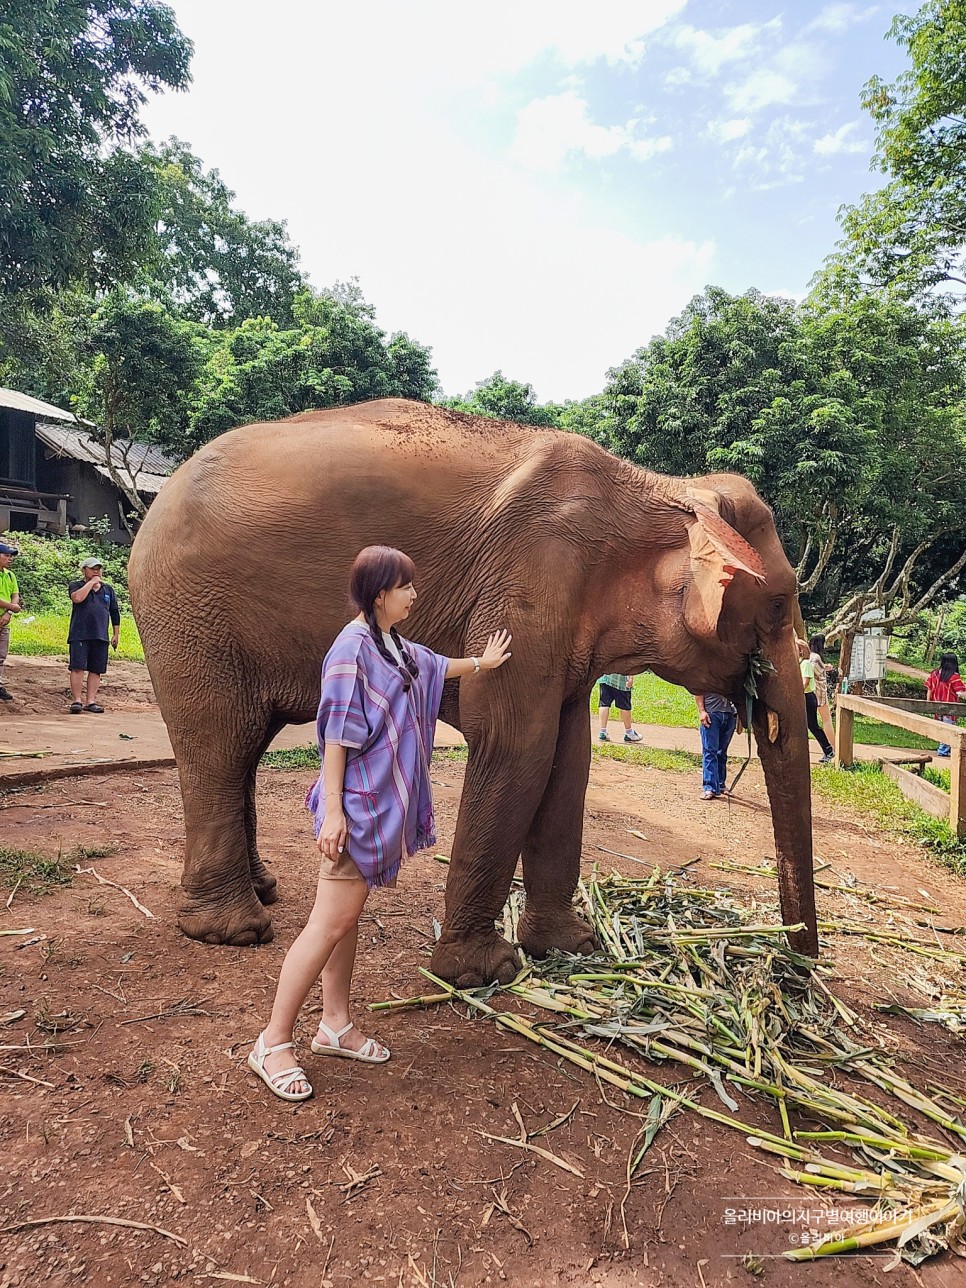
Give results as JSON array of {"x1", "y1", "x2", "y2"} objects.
[
  {"x1": 926, "y1": 652, "x2": 965, "y2": 757},
  {"x1": 799, "y1": 637, "x2": 834, "y2": 764},
  {"x1": 809, "y1": 634, "x2": 834, "y2": 748},
  {"x1": 249, "y1": 545, "x2": 512, "y2": 1101}
]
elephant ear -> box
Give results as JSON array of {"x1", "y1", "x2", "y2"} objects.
[{"x1": 681, "y1": 490, "x2": 767, "y2": 637}]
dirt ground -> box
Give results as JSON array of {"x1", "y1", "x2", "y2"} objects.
[
  {"x1": 2, "y1": 746, "x2": 966, "y2": 1288},
  {"x1": 0, "y1": 653, "x2": 157, "y2": 718}
]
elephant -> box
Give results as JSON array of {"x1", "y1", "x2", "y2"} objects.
[{"x1": 128, "y1": 398, "x2": 818, "y2": 985}]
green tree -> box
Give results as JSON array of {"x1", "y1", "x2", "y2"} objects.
[
  {"x1": 828, "y1": 0, "x2": 966, "y2": 303},
  {"x1": 139, "y1": 138, "x2": 306, "y2": 327},
  {"x1": 0, "y1": 1, "x2": 193, "y2": 295},
  {"x1": 597, "y1": 286, "x2": 966, "y2": 655},
  {"x1": 189, "y1": 286, "x2": 438, "y2": 445},
  {"x1": 77, "y1": 293, "x2": 204, "y2": 516},
  {"x1": 445, "y1": 371, "x2": 560, "y2": 426}
]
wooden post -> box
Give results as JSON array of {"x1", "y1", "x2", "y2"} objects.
[
  {"x1": 834, "y1": 698, "x2": 854, "y2": 768},
  {"x1": 951, "y1": 740, "x2": 966, "y2": 841}
]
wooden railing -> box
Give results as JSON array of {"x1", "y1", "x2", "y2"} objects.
[{"x1": 834, "y1": 695, "x2": 965, "y2": 839}]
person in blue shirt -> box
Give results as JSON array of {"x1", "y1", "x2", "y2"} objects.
[{"x1": 67, "y1": 557, "x2": 120, "y2": 714}]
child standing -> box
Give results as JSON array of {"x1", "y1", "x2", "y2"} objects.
[
  {"x1": 249, "y1": 546, "x2": 511, "y2": 1101},
  {"x1": 597, "y1": 673, "x2": 642, "y2": 743}
]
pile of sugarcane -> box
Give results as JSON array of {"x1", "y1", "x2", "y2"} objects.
[
  {"x1": 396, "y1": 868, "x2": 966, "y2": 1264},
  {"x1": 709, "y1": 857, "x2": 966, "y2": 1032}
]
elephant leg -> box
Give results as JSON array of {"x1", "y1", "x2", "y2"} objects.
[
  {"x1": 517, "y1": 695, "x2": 596, "y2": 960},
  {"x1": 430, "y1": 692, "x2": 560, "y2": 989},
  {"x1": 245, "y1": 715, "x2": 287, "y2": 906},
  {"x1": 174, "y1": 699, "x2": 276, "y2": 947}
]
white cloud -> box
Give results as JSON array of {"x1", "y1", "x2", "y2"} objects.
[
  {"x1": 726, "y1": 69, "x2": 799, "y2": 113},
  {"x1": 509, "y1": 92, "x2": 671, "y2": 173},
  {"x1": 734, "y1": 143, "x2": 768, "y2": 168},
  {"x1": 707, "y1": 117, "x2": 751, "y2": 143},
  {"x1": 390, "y1": 0, "x2": 689, "y2": 74},
  {"x1": 140, "y1": 2, "x2": 708, "y2": 400},
  {"x1": 673, "y1": 19, "x2": 782, "y2": 75},
  {"x1": 813, "y1": 121, "x2": 867, "y2": 155},
  {"x1": 729, "y1": 117, "x2": 812, "y2": 186},
  {"x1": 804, "y1": 3, "x2": 880, "y2": 35}
]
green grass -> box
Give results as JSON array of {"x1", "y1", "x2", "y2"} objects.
[
  {"x1": 595, "y1": 673, "x2": 953, "y2": 753},
  {"x1": 924, "y1": 765, "x2": 951, "y2": 791},
  {"x1": 0, "y1": 846, "x2": 74, "y2": 896},
  {"x1": 7, "y1": 612, "x2": 144, "y2": 661},
  {"x1": 594, "y1": 676, "x2": 698, "y2": 728},
  {"x1": 812, "y1": 762, "x2": 966, "y2": 875},
  {"x1": 261, "y1": 744, "x2": 319, "y2": 770},
  {"x1": 852, "y1": 716, "x2": 937, "y2": 750},
  {"x1": 594, "y1": 743, "x2": 702, "y2": 772}
]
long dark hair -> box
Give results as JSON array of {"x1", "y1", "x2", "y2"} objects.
[
  {"x1": 938, "y1": 652, "x2": 960, "y2": 683},
  {"x1": 808, "y1": 634, "x2": 825, "y2": 657},
  {"x1": 348, "y1": 546, "x2": 420, "y2": 690}
]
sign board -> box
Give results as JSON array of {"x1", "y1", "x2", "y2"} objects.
[{"x1": 848, "y1": 630, "x2": 891, "y2": 683}]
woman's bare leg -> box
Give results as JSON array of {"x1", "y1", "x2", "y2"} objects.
[
  {"x1": 256, "y1": 876, "x2": 369, "y2": 1093},
  {"x1": 818, "y1": 702, "x2": 834, "y2": 745},
  {"x1": 315, "y1": 923, "x2": 388, "y2": 1057}
]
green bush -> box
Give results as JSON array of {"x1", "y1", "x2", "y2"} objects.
[
  {"x1": 879, "y1": 670, "x2": 926, "y2": 698},
  {"x1": 0, "y1": 530, "x2": 130, "y2": 613}
]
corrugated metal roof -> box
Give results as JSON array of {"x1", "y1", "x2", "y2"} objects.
[
  {"x1": 35, "y1": 422, "x2": 178, "y2": 494},
  {"x1": 0, "y1": 386, "x2": 77, "y2": 421},
  {"x1": 93, "y1": 464, "x2": 168, "y2": 496}
]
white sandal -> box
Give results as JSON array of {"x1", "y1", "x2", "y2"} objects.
[
  {"x1": 248, "y1": 1032, "x2": 313, "y2": 1101},
  {"x1": 310, "y1": 1021, "x2": 390, "y2": 1064}
]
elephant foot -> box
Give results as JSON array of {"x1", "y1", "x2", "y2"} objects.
[
  {"x1": 430, "y1": 930, "x2": 521, "y2": 989},
  {"x1": 518, "y1": 908, "x2": 596, "y2": 961},
  {"x1": 178, "y1": 891, "x2": 275, "y2": 947},
  {"x1": 251, "y1": 869, "x2": 278, "y2": 906}
]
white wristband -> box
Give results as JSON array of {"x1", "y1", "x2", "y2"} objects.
[{"x1": 471, "y1": 656, "x2": 480, "y2": 673}]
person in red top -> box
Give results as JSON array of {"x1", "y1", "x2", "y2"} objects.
[{"x1": 925, "y1": 652, "x2": 965, "y2": 757}]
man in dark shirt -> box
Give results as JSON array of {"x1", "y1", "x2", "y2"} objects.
[
  {"x1": 67, "y1": 557, "x2": 121, "y2": 714},
  {"x1": 695, "y1": 692, "x2": 738, "y2": 800}
]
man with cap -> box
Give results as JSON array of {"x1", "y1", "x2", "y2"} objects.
[
  {"x1": 67, "y1": 557, "x2": 121, "y2": 714},
  {"x1": 0, "y1": 540, "x2": 21, "y2": 701}
]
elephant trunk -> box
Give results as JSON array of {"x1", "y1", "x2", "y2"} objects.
[{"x1": 752, "y1": 643, "x2": 819, "y2": 957}]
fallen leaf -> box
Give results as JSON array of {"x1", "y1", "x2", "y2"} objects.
[{"x1": 305, "y1": 1197, "x2": 325, "y2": 1243}]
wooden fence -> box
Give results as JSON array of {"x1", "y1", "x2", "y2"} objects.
[{"x1": 834, "y1": 695, "x2": 966, "y2": 839}]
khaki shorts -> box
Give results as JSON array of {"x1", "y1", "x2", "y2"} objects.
[{"x1": 318, "y1": 848, "x2": 397, "y2": 888}]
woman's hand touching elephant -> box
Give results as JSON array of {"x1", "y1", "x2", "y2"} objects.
[
  {"x1": 317, "y1": 806, "x2": 348, "y2": 860},
  {"x1": 445, "y1": 631, "x2": 513, "y2": 679},
  {"x1": 480, "y1": 630, "x2": 512, "y2": 671}
]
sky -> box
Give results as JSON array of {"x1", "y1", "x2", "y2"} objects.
[{"x1": 140, "y1": 1, "x2": 913, "y2": 403}]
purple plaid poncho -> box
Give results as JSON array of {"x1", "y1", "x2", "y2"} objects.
[{"x1": 306, "y1": 622, "x2": 449, "y2": 887}]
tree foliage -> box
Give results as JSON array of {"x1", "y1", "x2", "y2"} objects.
[
  {"x1": 0, "y1": 1, "x2": 192, "y2": 295},
  {"x1": 444, "y1": 371, "x2": 561, "y2": 426},
  {"x1": 76, "y1": 293, "x2": 203, "y2": 515},
  {"x1": 139, "y1": 138, "x2": 306, "y2": 327},
  {"x1": 187, "y1": 286, "x2": 439, "y2": 447},
  {"x1": 596, "y1": 286, "x2": 966, "y2": 633},
  {"x1": 827, "y1": 0, "x2": 966, "y2": 302}
]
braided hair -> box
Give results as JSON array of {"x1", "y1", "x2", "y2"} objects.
[{"x1": 349, "y1": 546, "x2": 420, "y2": 691}]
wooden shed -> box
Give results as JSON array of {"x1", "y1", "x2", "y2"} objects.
[{"x1": 0, "y1": 387, "x2": 177, "y2": 541}]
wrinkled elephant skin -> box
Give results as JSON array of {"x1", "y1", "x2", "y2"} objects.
[{"x1": 128, "y1": 400, "x2": 817, "y2": 975}]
